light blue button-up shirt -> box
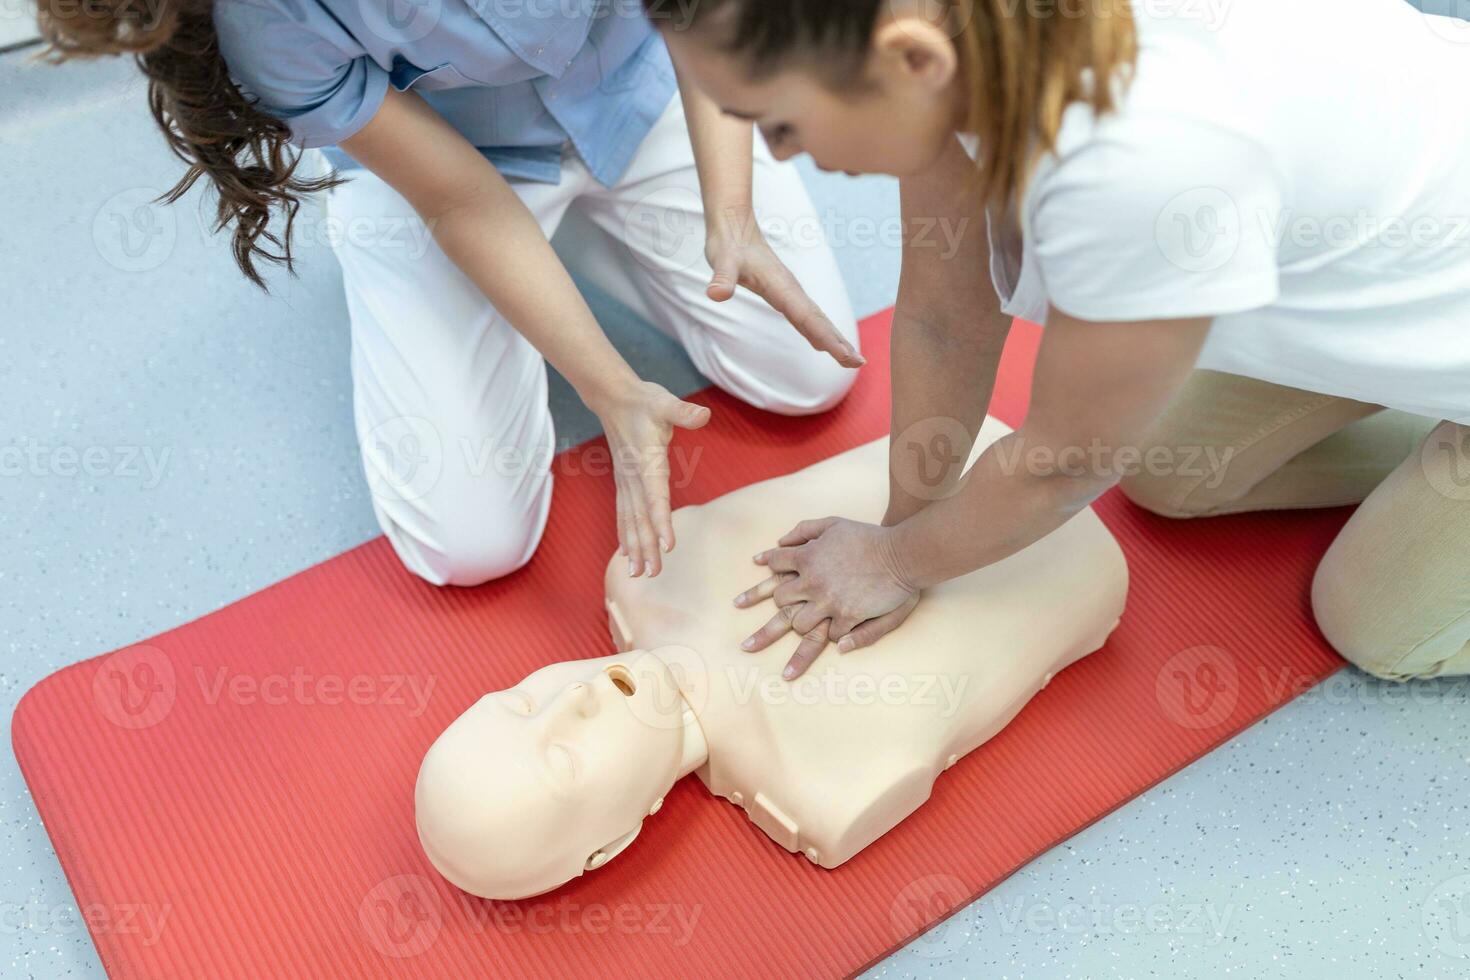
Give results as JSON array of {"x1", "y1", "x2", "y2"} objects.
[{"x1": 213, "y1": 0, "x2": 677, "y2": 184}]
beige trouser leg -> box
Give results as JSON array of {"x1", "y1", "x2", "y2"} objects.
[
  {"x1": 1311, "y1": 420, "x2": 1470, "y2": 680},
  {"x1": 1119, "y1": 370, "x2": 1469, "y2": 680}
]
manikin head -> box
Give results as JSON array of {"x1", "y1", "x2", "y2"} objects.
[{"x1": 415, "y1": 650, "x2": 698, "y2": 899}]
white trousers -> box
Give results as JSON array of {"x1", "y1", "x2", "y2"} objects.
[{"x1": 326, "y1": 97, "x2": 860, "y2": 586}]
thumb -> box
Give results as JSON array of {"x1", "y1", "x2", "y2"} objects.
[
  {"x1": 663, "y1": 396, "x2": 712, "y2": 430},
  {"x1": 706, "y1": 251, "x2": 739, "y2": 303}
]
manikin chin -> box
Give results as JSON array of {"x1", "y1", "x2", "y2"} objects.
[{"x1": 415, "y1": 421, "x2": 1129, "y2": 900}]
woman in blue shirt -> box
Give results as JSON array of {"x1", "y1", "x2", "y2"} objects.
[{"x1": 39, "y1": 0, "x2": 863, "y2": 585}]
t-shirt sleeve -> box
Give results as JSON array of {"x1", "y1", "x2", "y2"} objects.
[
  {"x1": 1028, "y1": 114, "x2": 1284, "y2": 323},
  {"x1": 213, "y1": 0, "x2": 391, "y2": 148}
]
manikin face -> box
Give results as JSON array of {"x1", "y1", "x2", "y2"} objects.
[
  {"x1": 660, "y1": 12, "x2": 962, "y2": 178},
  {"x1": 415, "y1": 651, "x2": 691, "y2": 900}
]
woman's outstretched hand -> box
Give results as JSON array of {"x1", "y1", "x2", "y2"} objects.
[
  {"x1": 704, "y1": 207, "x2": 865, "y2": 370},
  {"x1": 593, "y1": 380, "x2": 711, "y2": 578},
  {"x1": 732, "y1": 517, "x2": 921, "y2": 679}
]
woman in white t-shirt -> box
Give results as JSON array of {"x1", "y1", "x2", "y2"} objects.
[{"x1": 649, "y1": 0, "x2": 1470, "y2": 680}]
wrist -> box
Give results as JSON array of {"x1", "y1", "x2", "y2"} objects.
[
  {"x1": 578, "y1": 364, "x2": 643, "y2": 417},
  {"x1": 705, "y1": 202, "x2": 757, "y2": 242},
  {"x1": 882, "y1": 494, "x2": 924, "y2": 528},
  {"x1": 877, "y1": 521, "x2": 926, "y2": 594}
]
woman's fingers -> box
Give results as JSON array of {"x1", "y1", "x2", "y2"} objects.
[
  {"x1": 741, "y1": 604, "x2": 799, "y2": 652},
  {"x1": 746, "y1": 261, "x2": 865, "y2": 370},
  {"x1": 615, "y1": 487, "x2": 631, "y2": 561},
  {"x1": 771, "y1": 576, "x2": 807, "y2": 608},
  {"x1": 836, "y1": 596, "x2": 920, "y2": 653},
  {"x1": 629, "y1": 482, "x2": 661, "y2": 577},
  {"x1": 777, "y1": 517, "x2": 838, "y2": 547},
  {"x1": 733, "y1": 574, "x2": 781, "y2": 608},
  {"x1": 789, "y1": 601, "x2": 827, "y2": 636},
  {"x1": 782, "y1": 619, "x2": 831, "y2": 680},
  {"x1": 753, "y1": 545, "x2": 802, "y2": 573},
  {"x1": 619, "y1": 482, "x2": 644, "y2": 576},
  {"x1": 617, "y1": 476, "x2": 652, "y2": 577},
  {"x1": 640, "y1": 467, "x2": 676, "y2": 558}
]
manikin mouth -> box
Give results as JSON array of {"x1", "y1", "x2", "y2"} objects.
[{"x1": 604, "y1": 664, "x2": 638, "y2": 697}]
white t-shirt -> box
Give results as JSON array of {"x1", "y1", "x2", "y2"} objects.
[{"x1": 989, "y1": 0, "x2": 1470, "y2": 424}]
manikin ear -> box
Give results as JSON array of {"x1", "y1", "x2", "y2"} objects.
[
  {"x1": 871, "y1": 16, "x2": 959, "y2": 93},
  {"x1": 584, "y1": 821, "x2": 643, "y2": 872}
]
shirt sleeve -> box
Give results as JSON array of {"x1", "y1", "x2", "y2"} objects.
[
  {"x1": 213, "y1": 0, "x2": 391, "y2": 148},
  {"x1": 1028, "y1": 113, "x2": 1284, "y2": 323}
]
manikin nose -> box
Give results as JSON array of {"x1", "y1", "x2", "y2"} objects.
[{"x1": 543, "y1": 681, "x2": 598, "y2": 726}]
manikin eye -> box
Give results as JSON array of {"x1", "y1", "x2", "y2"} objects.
[{"x1": 546, "y1": 743, "x2": 577, "y2": 782}]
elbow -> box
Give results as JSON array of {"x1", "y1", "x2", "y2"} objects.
[
  {"x1": 1043, "y1": 469, "x2": 1118, "y2": 523},
  {"x1": 1008, "y1": 443, "x2": 1122, "y2": 511}
]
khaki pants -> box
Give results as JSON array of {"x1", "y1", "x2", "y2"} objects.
[{"x1": 1119, "y1": 370, "x2": 1470, "y2": 681}]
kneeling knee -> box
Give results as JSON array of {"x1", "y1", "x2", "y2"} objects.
[
  {"x1": 1310, "y1": 558, "x2": 1441, "y2": 682},
  {"x1": 1118, "y1": 470, "x2": 1209, "y2": 520},
  {"x1": 383, "y1": 495, "x2": 550, "y2": 588},
  {"x1": 753, "y1": 360, "x2": 859, "y2": 417}
]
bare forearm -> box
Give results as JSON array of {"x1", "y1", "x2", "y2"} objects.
[
  {"x1": 889, "y1": 308, "x2": 1214, "y2": 588},
  {"x1": 342, "y1": 88, "x2": 639, "y2": 408},
  {"x1": 888, "y1": 431, "x2": 1113, "y2": 589},
  {"x1": 430, "y1": 188, "x2": 638, "y2": 406},
  {"x1": 675, "y1": 66, "x2": 753, "y2": 221},
  {"x1": 886, "y1": 136, "x2": 1010, "y2": 523}
]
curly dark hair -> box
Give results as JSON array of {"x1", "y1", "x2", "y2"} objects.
[{"x1": 37, "y1": 0, "x2": 341, "y2": 287}]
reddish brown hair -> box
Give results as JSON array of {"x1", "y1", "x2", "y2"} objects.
[{"x1": 646, "y1": 0, "x2": 1137, "y2": 211}]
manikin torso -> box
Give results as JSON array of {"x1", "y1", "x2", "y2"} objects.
[{"x1": 602, "y1": 418, "x2": 1128, "y2": 869}]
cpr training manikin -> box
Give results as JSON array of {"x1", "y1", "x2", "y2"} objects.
[{"x1": 415, "y1": 418, "x2": 1129, "y2": 900}]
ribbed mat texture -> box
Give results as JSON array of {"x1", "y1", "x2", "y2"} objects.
[{"x1": 13, "y1": 312, "x2": 1345, "y2": 978}]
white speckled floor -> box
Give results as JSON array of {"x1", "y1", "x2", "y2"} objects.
[{"x1": 4, "y1": 18, "x2": 1468, "y2": 979}]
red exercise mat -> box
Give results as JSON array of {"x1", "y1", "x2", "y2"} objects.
[{"x1": 13, "y1": 312, "x2": 1345, "y2": 978}]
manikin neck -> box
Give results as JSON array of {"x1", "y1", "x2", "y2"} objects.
[
  {"x1": 675, "y1": 694, "x2": 710, "y2": 779},
  {"x1": 587, "y1": 694, "x2": 709, "y2": 874}
]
